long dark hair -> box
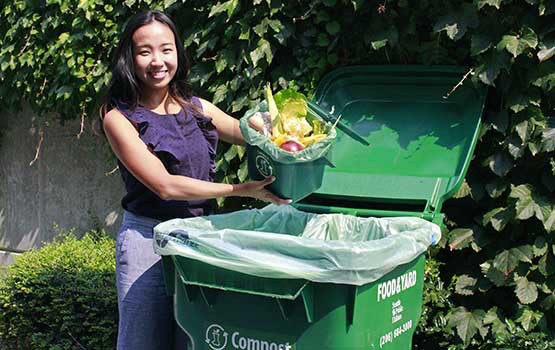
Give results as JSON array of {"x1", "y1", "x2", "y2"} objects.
[{"x1": 100, "y1": 10, "x2": 195, "y2": 120}]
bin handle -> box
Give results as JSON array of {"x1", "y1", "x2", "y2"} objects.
[{"x1": 308, "y1": 100, "x2": 370, "y2": 146}]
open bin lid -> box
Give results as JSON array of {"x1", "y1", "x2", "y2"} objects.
[{"x1": 295, "y1": 65, "x2": 487, "y2": 224}]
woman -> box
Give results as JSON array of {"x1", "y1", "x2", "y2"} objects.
[{"x1": 101, "y1": 9, "x2": 289, "y2": 350}]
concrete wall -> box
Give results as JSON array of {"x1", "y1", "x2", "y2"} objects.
[{"x1": 0, "y1": 106, "x2": 125, "y2": 266}]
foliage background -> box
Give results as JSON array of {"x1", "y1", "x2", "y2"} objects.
[
  {"x1": 0, "y1": 232, "x2": 117, "y2": 349},
  {"x1": 0, "y1": 0, "x2": 554, "y2": 348}
]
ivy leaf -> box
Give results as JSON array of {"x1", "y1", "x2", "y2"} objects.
[
  {"x1": 485, "y1": 179, "x2": 508, "y2": 198},
  {"x1": 538, "y1": 38, "x2": 555, "y2": 62},
  {"x1": 510, "y1": 245, "x2": 534, "y2": 264},
  {"x1": 484, "y1": 263, "x2": 508, "y2": 286},
  {"x1": 212, "y1": 84, "x2": 228, "y2": 105},
  {"x1": 455, "y1": 274, "x2": 478, "y2": 295},
  {"x1": 493, "y1": 249, "x2": 519, "y2": 274},
  {"x1": 249, "y1": 38, "x2": 273, "y2": 66},
  {"x1": 476, "y1": 0, "x2": 503, "y2": 9},
  {"x1": 448, "y1": 228, "x2": 475, "y2": 250},
  {"x1": 482, "y1": 207, "x2": 513, "y2": 231},
  {"x1": 515, "y1": 277, "x2": 538, "y2": 304},
  {"x1": 533, "y1": 236, "x2": 548, "y2": 257},
  {"x1": 475, "y1": 50, "x2": 511, "y2": 85},
  {"x1": 507, "y1": 135, "x2": 525, "y2": 159},
  {"x1": 325, "y1": 21, "x2": 340, "y2": 35},
  {"x1": 487, "y1": 152, "x2": 513, "y2": 176},
  {"x1": 433, "y1": 4, "x2": 479, "y2": 41},
  {"x1": 447, "y1": 307, "x2": 487, "y2": 346},
  {"x1": 490, "y1": 110, "x2": 509, "y2": 134},
  {"x1": 509, "y1": 184, "x2": 550, "y2": 221},
  {"x1": 453, "y1": 180, "x2": 471, "y2": 198},
  {"x1": 498, "y1": 27, "x2": 538, "y2": 57},
  {"x1": 507, "y1": 94, "x2": 530, "y2": 113},
  {"x1": 543, "y1": 124, "x2": 555, "y2": 152},
  {"x1": 208, "y1": 0, "x2": 239, "y2": 19},
  {"x1": 539, "y1": 251, "x2": 555, "y2": 276},
  {"x1": 544, "y1": 208, "x2": 555, "y2": 232},
  {"x1": 484, "y1": 307, "x2": 509, "y2": 337},
  {"x1": 516, "y1": 307, "x2": 543, "y2": 331},
  {"x1": 531, "y1": 62, "x2": 555, "y2": 91},
  {"x1": 540, "y1": 293, "x2": 555, "y2": 310},
  {"x1": 368, "y1": 27, "x2": 399, "y2": 50}
]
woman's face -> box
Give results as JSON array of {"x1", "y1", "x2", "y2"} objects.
[{"x1": 132, "y1": 21, "x2": 178, "y2": 92}]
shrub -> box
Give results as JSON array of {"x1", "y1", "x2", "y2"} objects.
[{"x1": 0, "y1": 231, "x2": 117, "y2": 349}]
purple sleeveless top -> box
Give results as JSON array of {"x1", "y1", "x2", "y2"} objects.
[{"x1": 115, "y1": 97, "x2": 219, "y2": 221}]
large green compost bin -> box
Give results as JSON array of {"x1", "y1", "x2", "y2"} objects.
[{"x1": 157, "y1": 65, "x2": 487, "y2": 350}]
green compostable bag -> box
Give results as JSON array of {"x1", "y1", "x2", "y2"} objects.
[{"x1": 154, "y1": 205, "x2": 440, "y2": 286}]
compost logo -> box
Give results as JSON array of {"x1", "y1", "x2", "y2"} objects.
[
  {"x1": 206, "y1": 324, "x2": 228, "y2": 350},
  {"x1": 255, "y1": 154, "x2": 273, "y2": 177}
]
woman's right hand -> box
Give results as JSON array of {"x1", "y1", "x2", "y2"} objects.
[{"x1": 235, "y1": 177, "x2": 292, "y2": 205}]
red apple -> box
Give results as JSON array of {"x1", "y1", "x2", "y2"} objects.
[{"x1": 280, "y1": 140, "x2": 305, "y2": 152}]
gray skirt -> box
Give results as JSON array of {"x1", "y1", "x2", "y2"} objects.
[{"x1": 116, "y1": 210, "x2": 187, "y2": 350}]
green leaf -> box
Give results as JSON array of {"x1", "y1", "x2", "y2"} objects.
[
  {"x1": 515, "y1": 277, "x2": 538, "y2": 304},
  {"x1": 317, "y1": 33, "x2": 330, "y2": 47},
  {"x1": 226, "y1": 0, "x2": 239, "y2": 18},
  {"x1": 224, "y1": 144, "x2": 239, "y2": 162},
  {"x1": 448, "y1": 228, "x2": 475, "y2": 250},
  {"x1": 475, "y1": 50, "x2": 510, "y2": 86},
  {"x1": 498, "y1": 27, "x2": 538, "y2": 57},
  {"x1": 540, "y1": 293, "x2": 555, "y2": 309},
  {"x1": 368, "y1": 27, "x2": 399, "y2": 50},
  {"x1": 58, "y1": 32, "x2": 70, "y2": 44},
  {"x1": 485, "y1": 179, "x2": 508, "y2": 198},
  {"x1": 249, "y1": 39, "x2": 272, "y2": 66},
  {"x1": 455, "y1": 274, "x2": 478, "y2": 295},
  {"x1": 487, "y1": 152, "x2": 513, "y2": 176},
  {"x1": 533, "y1": 236, "x2": 548, "y2": 257},
  {"x1": 486, "y1": 264, "x2": 508, "y2": 286},
  {"x1": 483, "y1": 205, "x2": 512, "y2": 231},
  {"x1": 493, "y1": 249, "x2": 519, "y2": 274},
  {"x1": 433, "y1": 4, "x2": 479, "y2": 41},
  {"x1": 325, "y1": 21, "x2": 340, "y2": 35},
  {"x1": 516, "y1": 307, "x2": 542, "y2": 331},
  {"x1": 484, "y1": 307, "x2": 509, "y2": 337},
  {"x1": 539, "y1": 251, "x2": 555, "y2": 276},
  {"x1": 509, "y1": 184, "x2": 548, "y2": 221},
  {"x1": 448, "y1": 307, "x2": 487, "y2": 345},
  {"x1": 490, "y1": 110, "x2": 509, "y2": 134},
  {"x1": 531, "y1": 62, "x2": 555, "y2": 91},
  {"x1": 453, "y1": 180, "x2": 471, "y2": 198},
  {"x1": 544, "y1": 208, "x2": 555, "y2": 232},
  {"x1": 538, "y1": 38, "x2": 555, "y2": 62},
  {"x1": 543, "y1": 126, "x2": 555, "y2": 152},
  {"x1": 498, "y1": 35, "x2": 520, "y2": 57},
  {"x1": 476, "y1": 0, "x2": 503, "y2": 9},
  {"x1": 510, "y1": 245, "x2": 534, "y2": 264},
  {"x1": 212, "y1": 84, "x2": 228, "y2": 104}
]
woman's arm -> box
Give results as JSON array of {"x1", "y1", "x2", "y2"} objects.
[
  {"x1": 199, "y1": 98, "x2": 245, "y2": 146},
  {"x1": 102, "y1": 108, "x2": 289, "y2": 204}
]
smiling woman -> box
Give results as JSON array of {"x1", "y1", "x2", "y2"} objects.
[
  {"x1": 132, "y1": 21, "x2": 179, "y2": 102},
  {"x1": 97, "y1": 9, "x2": 289, "y2": 350}
]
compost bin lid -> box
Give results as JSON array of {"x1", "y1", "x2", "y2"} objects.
[{"x1": 296, "y1": 65, "x2": 487, "y2": 221}]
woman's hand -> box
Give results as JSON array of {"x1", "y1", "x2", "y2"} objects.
[{"x1": 234, "y1": 177, "x2": 292, "y2": 205}]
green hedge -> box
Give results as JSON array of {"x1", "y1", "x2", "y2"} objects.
[
  {"x1": 0, "y1": 232, "x2": 117, "y2": 349},
  {"x1": 1, "y1": 0, "x2": 555, "y2": 348}
]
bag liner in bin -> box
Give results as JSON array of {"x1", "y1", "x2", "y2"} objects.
[{"x1": 153, "y1": 205, "x2": 440, "y2": 286}]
